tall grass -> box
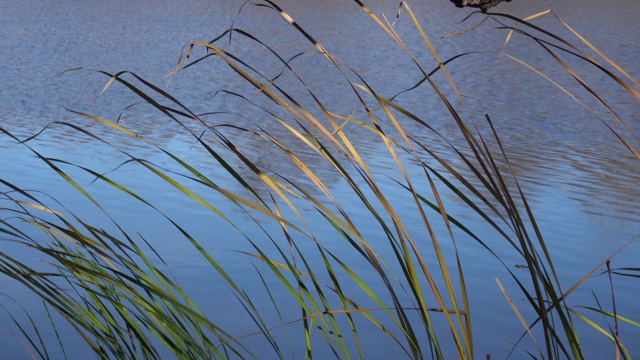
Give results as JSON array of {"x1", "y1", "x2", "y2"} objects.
[{"x1": 1, "y1": 1, "x2": 638, "y2": 358}]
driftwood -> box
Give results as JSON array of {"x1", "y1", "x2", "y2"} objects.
[{"x1": 450, "y1": 0, "x2": 511, "y2": 12}]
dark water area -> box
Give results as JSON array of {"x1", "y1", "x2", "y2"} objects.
[{"x1": 1, "y1": 0, "x2": 639, "y2": 358}]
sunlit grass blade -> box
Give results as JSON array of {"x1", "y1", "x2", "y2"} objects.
[{"x1": 1, "y1": 2, "x2": 638, "y2": 359}]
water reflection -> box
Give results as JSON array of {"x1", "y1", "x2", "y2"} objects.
[{"x1": 1, "y1": 0, "x2": 639, "y2": 358}]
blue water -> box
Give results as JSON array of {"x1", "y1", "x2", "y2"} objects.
[{"x1": 1, "y1": 0, "x2": 639, "y2": 358}]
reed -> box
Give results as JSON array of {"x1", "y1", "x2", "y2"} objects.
[{"x1": 1, "y1": 2, "x2": 638, "y2": 359}]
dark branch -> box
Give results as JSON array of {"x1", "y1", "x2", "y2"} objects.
[{"x1": 450, "y1": 0, "x2": 512, "y2": 12}]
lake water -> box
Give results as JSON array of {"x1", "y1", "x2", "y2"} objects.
[{"x1": 1, "y1": 0, "x2": 639, "y2": 358}]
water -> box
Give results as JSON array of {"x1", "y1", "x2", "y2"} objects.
[{"x1": 1, "y1": 0, "x2": 639, "y2": 358}]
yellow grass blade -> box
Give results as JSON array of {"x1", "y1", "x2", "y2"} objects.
[
  {"x1": 554, "y1": 14, "x2": 640, "y2": 91},
  {"x1": 496, "y1": 278, "x2": 542, "y2": 353},
  {"x1": 233, "y1": 250, "x2": 310, "y2": 278},
  {"x1": 401, "y1": 4, "x2": 465, "y2": 106},
  {"x1": 15, "y1": 201, "x2": 64, "y2": 217},
  {"x1": 503, "y1": 10, "x2": 552, "y2": 49}
]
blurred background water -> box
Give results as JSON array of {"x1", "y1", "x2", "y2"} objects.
[{"x1": 1, "y1": 0, "x2": 639, "y2": 358}]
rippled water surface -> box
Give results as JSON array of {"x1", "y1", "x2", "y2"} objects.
[{"x1": 1, "y1": 0, "x2": 639, "y2": 358}]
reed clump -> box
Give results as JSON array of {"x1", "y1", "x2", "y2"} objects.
[{"x1": 1, "y1": 1, "x2": 638, "y2": 359}]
